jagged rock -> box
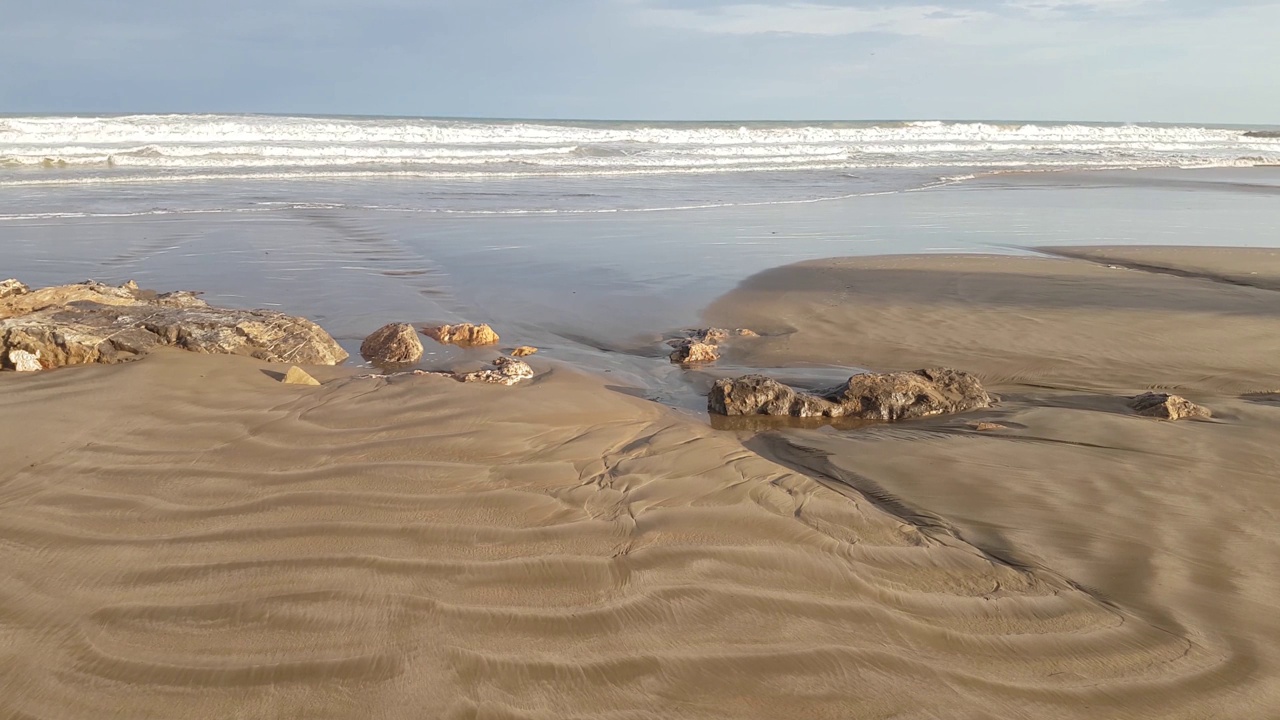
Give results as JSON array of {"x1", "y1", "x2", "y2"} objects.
[
  {"x1": 972, "y1": 422, "x2": 1007, "y2": 432},
  {"x1": 669, "y1": 341, "x2": 721, "y2": 364},
  {"x1": 709, "y1": 368, "x2": 992, "y2": 421},
  {"x1": 9, "y1": 349, "x2": 42, "y2": 372},
  {"x1": 360, "y1": 323, "x2": 423, "y2": 365},
  {"x1": 665, "y1": 327, "x2": 758, "y2": 364},
  {"x1": 283, "y1": 366, "x2": 321, "y2": 386},
  {"x1": 458, "y1": 356, "x2": 534, "y2": 386},
  {"x1": 0, "y1": 279, "x2": 29, "y2": 300},
  {"x1": 1130, "y1": 392, "x2": 1211, "y2": 420},
  {"x1": 0, "y1": 280, "x2": 347, "y2": 369},
  {"x1": 421, "y1": 323, "x2": 499, "y2": 347},
  {"x1": 511, "y1": 346, "x2": 538, "y2": 357}
]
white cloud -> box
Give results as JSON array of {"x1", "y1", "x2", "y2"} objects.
[{"x1": 636, "y1": 3, "x2": 988, "y2": 37}]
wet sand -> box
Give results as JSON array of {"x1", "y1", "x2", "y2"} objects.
[{"x1": 3, "y1": 246, "x2": 1279, "y2": 717}]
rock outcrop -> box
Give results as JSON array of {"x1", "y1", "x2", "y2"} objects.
[
  {"x1": 422, "y1": 323, "x2": 500, "y2": 347},
  {"x1": 0, "y1": 280, "x2": 347, "y2": 370},
  {"x1": 511, "y1": 346, "x2": 538, "y2": 357},
  {"x1": 458, "y1": 356, "x2": 534, "y2": 386},
  {"x1": 360, "y1": 323, "x2": 423, "y2": 365},
  {"x1": 709, "y1": 368, "x2": 992, "y2": 420},
  {"x1": 1130, "y1": 392, "x2": 1211, "y2": 420}
]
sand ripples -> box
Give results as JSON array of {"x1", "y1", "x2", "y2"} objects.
[{"x1": 0, "y1": 352, "x2": 1232, "y2": 718}]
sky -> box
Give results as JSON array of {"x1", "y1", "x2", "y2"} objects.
[{"x1": 2, "y1": 0, "x2": 1278, "y2": 122}]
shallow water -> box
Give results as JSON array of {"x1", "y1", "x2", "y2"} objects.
[{"x1": 3, "y1": 166, "x2": 1278, "y2": 404}]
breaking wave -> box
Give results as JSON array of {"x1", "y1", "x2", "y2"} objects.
[{"x1": 2, "y1": 114, "x2": 1277, "y2": 184}]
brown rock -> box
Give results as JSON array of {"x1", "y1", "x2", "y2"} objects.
[
  {"x1": 511, "y1": 346, "x2": 538, "y2": 357},
  {"x1": 670, "y1": 341, "x2": 720, "y2": 364},
  {"x1": 972, "y1": 422, "x2": 1007, "y2": 432},
  {"x1": 1130, "y1": 392, "x2": 1211, "y2": 420},
  {"x1": 458, "y1": 356, "x2": 534, "y2": 386},
  {"x1": 360, "y1": 323, "x2": 423, "y2": 365},
  {"x1": 283, "y1": 366, "x2": 321, "y2": 386},
  {"x1": 0, "y1": 280, "x2": 347, "y2": 369},
  {"x1": 710, "y1": 368, "x2": 992, "y2": 421},
  {"x1": 734, "y1": 328, "x2": 760, "y2": 337},
  {"x1": 421, "y1": 323, "x2": 499, "y2": 347}
]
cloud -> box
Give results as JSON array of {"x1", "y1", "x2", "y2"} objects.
[
  {"x1": 634, "y1": 2, "x2": 984, "y2": 36},
  {"x1": 630, "y1": 0, "x2": 1176, "y2": 37}
]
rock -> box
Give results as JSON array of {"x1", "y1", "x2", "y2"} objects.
[
  {"x1": 709, "y1": 368, "x2": 992, "y2": 421},
  {"x1": 0, "y1": 280, "x2": 347, "y2": 369},
  {"x1": 0, "y1": 279, "x2": 29, "y2": 300},
  {"x1": 360, "y1": 323, "x2": 423, "y2": 365},
  {"x1": 458, "y1": 356, "x2": 534, "y2": 386},
  {"x1": 708, "y1": 375, "x2": 833, "y2": 417},
  {"x1": 689, "y1": 328, "x2": 730, "y2": 345},
  {"x1": 283, "y1": 366, "x2": 321, "y2": 386},
  {"x1": 511, "y1": 346, "x2": 538, "y2": 357},
  {"x1": 8, "y1": 349, "x2": 42, "y2": 372},
  {"x1": 734, "y1": 328, "x2": 760, "y2": 337},
  {"x1": 972, "y1": 421, "x2": 1007, "y2": 432},
  {"x1": 669, "y1": 340, "x2": 721, "y2": 364},
  {"x1": 421, "y1": 323, "x2": 499, "y2": 347},
  {"x1": 1130, "y1": 392, "x2": 1211, "y2": 420}
]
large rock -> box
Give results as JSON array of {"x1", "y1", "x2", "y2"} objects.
[
  {"x1": 422, "y1": 323, "x2": 499, "y2": 347},
  {"x1": 0, "y1": 280, "x2": 347, "y2": 370},
  {"x1": 709, "y1": 368, "x2": 992, "y2": 420},
  {"x1": 1130, "y1": 392, "x2": 1211, "y2": 420},
  {"x1": 360, "y1": 323, "x2": 423, "y2": 365}
]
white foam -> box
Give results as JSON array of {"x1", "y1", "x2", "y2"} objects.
[{"x1": 1, "y1": 115, "x2": 1277, "y2": 183}]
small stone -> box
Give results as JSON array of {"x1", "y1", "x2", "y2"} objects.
[
  {"x1": 670, "y1": 341, "x2": 720, "y2": 364},
  {"x1": 360, "y1": 323, "x2": 424, "y2": 365},
  {"x1": 1130, "y1": 392, "x2": 1211, "y2": 420},
  {"x1": 511, "y1": 346, "x2": 538, "y2": 357},
  {"x1": 0, "y1": 279, "x2": 29, "y2": 299},
  {"x1": 283, "y1": 366, "x2": 321, "y2": 386},
  {"x1": 734, "y1": 328, "x2": 760, "y2": 337},
  {"x1": 9, "y1": 349, "x2": 42, "y2": 372},
  {"x1": 458, "y1": 356, "x2": 534, "y2": 386},
  {"x1": 972, "y1": 422, "x2": 1007, "y2": 432},
  {"x1": 421, "y1": 323, "x2": 500, "y2": 347}
]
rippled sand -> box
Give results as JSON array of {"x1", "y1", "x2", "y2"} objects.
[
  {"x1": 706, "y1": 246, "x2": 1280, "y2": 717},
  {"x1": 0, "y1": 343, "x2": 1231, "y2": 719}
]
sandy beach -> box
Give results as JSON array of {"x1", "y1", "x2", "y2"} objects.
[{"x1": 4, "y1": 245, "x2": 1279, "y2": 718}]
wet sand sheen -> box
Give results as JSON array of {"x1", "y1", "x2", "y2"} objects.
[{"x1": 2, "y1": 246, "x2": 1278, "y2": 717}]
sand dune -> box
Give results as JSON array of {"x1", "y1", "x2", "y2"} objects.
[{"x1": 0, "y1": 344, "x2": 1232, "y2": 719}]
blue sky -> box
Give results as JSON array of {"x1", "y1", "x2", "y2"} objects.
[{"x1": 3, "y1": 0, "x2": 1278, "y2": 122}]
